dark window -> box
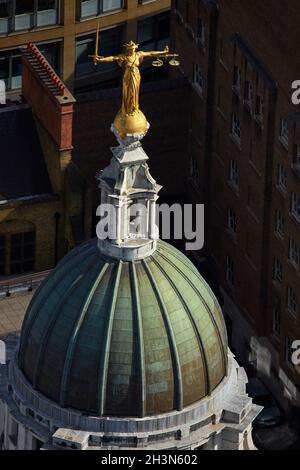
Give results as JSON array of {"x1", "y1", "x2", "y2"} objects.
[
  {"x1": 15, "y1": 0, "x2": 34, "y2": 15},
  {"x1": 0, "y1": 1, "x2": 12, "y2": 18},
  {"x1": 11, "y1": 54, "x2": 22, "y2": 89},
  {"x1": 138, "y1": 12, "x2": 170, "y2": 51},
  {"x1": 0, "y1": 0, "x2": 58, "y2": 33},
  {"x1": 10, "y1": 232, "x2": 35, "y2": 275},
  {"x1": 80, "y1": 0, "x2": 123, "y2": 19},
  {"x1": 137, "y1": 12, "x2": 170, "y2": 82},
  {"x1": 75, "y1": 26, "x2": 122, "y2": 90},
  {"x1": 39, "y1": 42, "x2": 60, "y2": 72},
  {"x1": 38, "y1": 0, "x2": 56, "y2": 11},
  {"x1": 0, "y1": 57, "x2": 9, "y2": 86},
  {"x1": 0, "y1": 42, "x2": 59, "y2": 91}
]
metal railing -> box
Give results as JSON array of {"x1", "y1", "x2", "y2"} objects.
[{"x1": 0, "y1": 270, "x2": 52, "y2": 297}]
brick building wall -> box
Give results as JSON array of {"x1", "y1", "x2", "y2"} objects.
[{"x1": 171, "y1": 0, "x2": 300, "y2": 415}]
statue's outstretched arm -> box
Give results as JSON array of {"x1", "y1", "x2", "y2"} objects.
[
  {"x1": 93, "y1": 55, "x2": 121, "y2": 63},
  {"x1": 141, "y1": 46, "x2": 178, "y2": 59}
]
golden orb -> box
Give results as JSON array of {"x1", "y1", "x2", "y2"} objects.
[{"x1": 113, "y1": 109, "x2": 148, "y2": 139}]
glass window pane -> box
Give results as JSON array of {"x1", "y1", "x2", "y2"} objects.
[
  {"x1": 15, "y1": 13, "x2": 33, "y2": 30},
  {"x1": 11, "y1": 245, "x2": 22, "y2": 261},
  {"x1": 158, "y1": 16, "x2": 170, "y2": 40},
  {"x1": 15, "y1": 0, "x2": 34, "y2": 15},
  {"x1": 38, "y1": 0, "x2": 56, "y2": 11},
  {"x1": 81, "y1": 0, "x2": 97, "y2": 18},
  {"x1": 76, "y1": 27, "x2": 122, "y2": 77},
  {"x1": 11, "y1": 234, "x2": 22, "y2": 246},
  {"x1": 15, "y1": 0, "x2": 34, "y2": 30},
  {"x1": 0, "y1": 1, "x2": 12, "y2": 18},
  {"x1": 76, "y1": 37, "x2": 95, "y2": 76},
  {"x1": 39, "y1": 43, "x2": 59, "y2": 72},
  {"x1": 11, "y1": 55, "x2": 22, "y2": 89},
  {"x1": 37, "y1": 0, "x2": 57, "y2": 26},
  {"x1": 0, "y1": 17, "x2": 9, "y2": 33},
  {"x1": 139, "y1": 42, "x2": 155, "y2": 52},
  {"x1": 37, "y1": 10, "x2": 56, "y2": 26},
  {"x1": 138, "y1": 17, "x2": 153, "y2": 44},
  {"x1": 102, "y1": 0, "x2": 122, "y2": 13},
  {"x1": 24, "y1": 245, "x2": 34, "y2": 259},
  {"x1": 100, "y1": 27, "x2": 122, "y2": 56},
  {"x1": 157, "y1": 38, "x2": 169, "y2": 50},
  {"x1": 0, "y1": 57, "x2": 9, "y2": 85}
]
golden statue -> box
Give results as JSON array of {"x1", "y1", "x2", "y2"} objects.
[{"x1": 91, "y1": 27, "x2": 179, "y2": 139}]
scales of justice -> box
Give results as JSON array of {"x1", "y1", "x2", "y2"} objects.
[{"x1": 90, "y1": 23, "x2": 180, "y2": 142}]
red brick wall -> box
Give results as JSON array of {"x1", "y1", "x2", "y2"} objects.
[{"x1": 22, "y1": 54, "x2": 74, "y2": 151}]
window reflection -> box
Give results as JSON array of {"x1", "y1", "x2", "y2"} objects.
[
  {"x1": 0, "y1": 0, "x2": 58, "y2": 32},
  {"x1": 80, "y1": 0, "x2": 123, "y2": 19},
  {"x1": 75, "y1": 26, "x2": 122, "y2": 90}
]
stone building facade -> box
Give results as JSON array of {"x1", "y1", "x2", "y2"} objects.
[
  {"x1": 0, "y1": 44, "x2": 91, "y2": 277},
  {"x1": 0, "y1": 0, "x2": 171, "y2": 98}
]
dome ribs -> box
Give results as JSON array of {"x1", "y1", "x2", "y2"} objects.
[
  {"x1": 19, "y1": 243, "x2": 95, "y2": 369},
  {"x1": 32, "y1": 254, "x2": 100, "y2": 390},
  {"x1": 59, "y1": 262, "x2": 110, "y2": 408},
  {"x1": 97, "y1": 261, "x2": 123, "y2": 416},
  {"x1": 158, "y1": 250, "x2": 228, "y2": 382},
  {"x1": 159, "y1": 243, "x2": 228, "y2": 355},
  {"x1": 32, "y1": 274, "x2": 83, "y2": 389},
  {"x1": 142, "y1": 258, "x2": 183, "y2": 412},
  {"x1": 129, "y1": 262, "x2": 146, "y2": 418},
  {"x1": 19, "y1": 240, "x2": 228, "y2": 418},
  {"x1": 151, "y1": 256, "x2": 211, "y2": 397}
]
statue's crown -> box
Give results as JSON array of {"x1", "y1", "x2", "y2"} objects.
[{"x1": 124, "y1": 41, "x2": 139, "y2": 50}]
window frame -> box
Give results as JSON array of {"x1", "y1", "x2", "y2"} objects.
[
  {"x1": 193, "y1": 63, "x2": 204, "y2": 95},
  {"x1": 231, "y1": 112, "x2": 241, "y2": 144},
  {"x1": 196, "y1": 17, "x2": 205, "y2": 45},
  {"x1": 232, "y1": 65, "x2": 241, "y2": 95},
  {"x1": 273, "y1": 257, "x2": 283, "y2": 284},
  {"x1": 275, "y1": 210, "x2": 285, "y2": 237},
  {"x1": 0, "y1": 41, "x2": 60, "y2": 91},
  {"x1": 0, "y1": 0, "x2": 59, "y2": 33},
  {"x1": 272, "y1": 298, "x2": 281, "y2": 336},
  {"x1": 279, "y1": 117, "x2": 289, "y2": 148},
  {"x1": 287, "y1": 286, "x2": 297, "y2": 317},
  {"x1": 244, "y1": 80, "x2": 253, "y2": 109},
  {"x1": 80, "y1": 0, "x2": 124, "y2": 19},
  {"x1": 289, "y1": 238, "x2": 300, "y2": 270},
  {"x1": 291, "y1": 192, "x2": 300, "y2": 223},
  {"x1": 277, "y1": 163, "x2": 287, "y2": 190},
  {"x1": 226, "y1": 256, "x2": 235, "y2": 288},
  {"x1": 227, "y1": 207, "x2": 237, "y2": 235},
  {"x1": 228, "y1": 159, "x2": 239, "y2": 190}
]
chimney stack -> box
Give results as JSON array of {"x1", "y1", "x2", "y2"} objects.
[{"x1": 22, "y1": 43, "x2": 75, "y2": 152}]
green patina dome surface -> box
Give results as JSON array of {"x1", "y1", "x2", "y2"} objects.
[{"x1": 18, "y1": 239, "x2": 228, "y2": 418}]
